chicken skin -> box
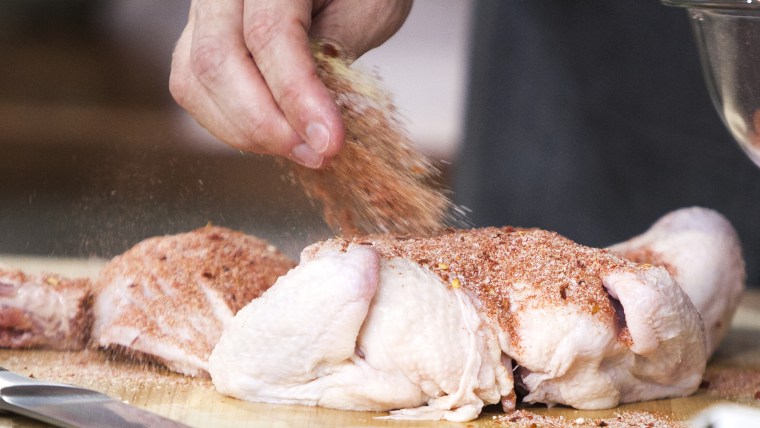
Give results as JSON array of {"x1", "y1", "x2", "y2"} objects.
[
  {"x1": 210, "y1": 207, "x2": 740, "y2": 421},
  {"x1": 211, "y1": 246, "x2": 511, "y2": 422},
  {"x1": 608, "y1": 207, "x2": 745, "y2": 355},
  {"x1": 92, "y1": 225, "x2": 294, "y2": 377}
]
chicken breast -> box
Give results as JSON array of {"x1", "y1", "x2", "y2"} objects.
[
  {"x1": 608, "y1": 207, "x2": 745, "y2": 355},
  {"x1": 0, "y1": 267, "x2": 92, "y2": 350},
  {"x1": 92, "y1": 225, "x2": 295, "y2": 377},
  {"x1": 210, "y1": 208, "x2": 730, "y2": 421}
]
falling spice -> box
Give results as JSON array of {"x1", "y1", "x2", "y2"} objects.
[{"x1": 287, "y1": 41, "x2": 464, "y2": 237}]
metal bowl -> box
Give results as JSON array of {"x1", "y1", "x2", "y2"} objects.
[{"x1": 664, "y1": 0, "x2": 760, "y2": 167}]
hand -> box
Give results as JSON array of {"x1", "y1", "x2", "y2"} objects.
[{"x1": 170, "y1": 0, "x2": 413, "y2": 168}]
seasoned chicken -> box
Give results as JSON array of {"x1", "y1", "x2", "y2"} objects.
[
  {"x1": 92, "y1": 225, "x2": 295, "y2": 377},
  {"x1": 211, "y1": 246, "x2": 510, "y2": 421},
  {"x1": 0, "y1": 267, "x2": 92, "y2": 350},
  {"x1": 210, "y1": 208, "x2": 735, "y2": 421},
  {"x1": 609, "y1": 207, "x2": 745, "y2": 355}
]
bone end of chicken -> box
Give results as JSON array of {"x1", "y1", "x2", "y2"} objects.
[
  {"x1": 518, "y1": 266, "x2": 706, "y2": 409},
  {"x1": 0, "y1": 268, "x2": 93, "y2": 350},
  {"x1": 608, "y1": 206, "x2": 746, "y2": 355}
]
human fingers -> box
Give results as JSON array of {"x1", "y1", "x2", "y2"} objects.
[
  {"x1": 172, "y1": 0, "x2": 326, "y2": 167},
  {"x1": 242, "y1": 0, "x2": 345, "y2": 161},
  {"x1": 170, "y1": 4, "x2": 248, "y2": 150}
]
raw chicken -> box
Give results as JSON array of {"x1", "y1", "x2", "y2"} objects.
[
  {"x1": 92, "y1": 225, "x2": 295, "y2": 377},
  {"x1": 0, "y1": 267, "x2": 93, "y2": 350},
  {"x1": 609, "y1": 207, "x2": 745, "y2": 355},
  {"x1": 211, "y1": 246, "x2": 510, "y2": 422},
  {"x1": 210, "y1": 207, "x2": 739, "y2": 421}
]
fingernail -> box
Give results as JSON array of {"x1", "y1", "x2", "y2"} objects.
[
  {"x1": 306, "y1": 122, "x2": 330, "y2": 154},
  {"x1": 290, "y1": 143, "x2": 324, "y2": 168}
]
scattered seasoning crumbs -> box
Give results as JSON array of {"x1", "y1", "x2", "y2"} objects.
[
  {"x1": 451, "y1": 278, "x2": 461, "y2": 289},
  {"x1": 702, "y1": 366, "x2": 760, "y2": 400},
  {"x1": 492, "y1": 410, "x2": 685, "y2": 427},
  {"x1": 0, "y1": 349, "x2": 213, "y2": 395}
]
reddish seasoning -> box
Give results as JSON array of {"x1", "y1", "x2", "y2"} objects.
[
  {"x1": 288, "y1": 41, "x2": 460, "y2": 237},
  {"x1": 491, "y1": 410, "x2": 683, "y2": 427},
  {"x1": 305, "y1": 226, "x2": 649, "y2": 352},
  {"x1": 92, "y1": 225, "x2": 295, "y2": 370},
  {"x1": 702, "y1": 366, "x2": 760, "y2": 400}
]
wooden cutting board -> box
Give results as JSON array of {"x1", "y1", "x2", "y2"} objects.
[{"x1": 1, "y1": 256, "x2": 759, "y2": 427}]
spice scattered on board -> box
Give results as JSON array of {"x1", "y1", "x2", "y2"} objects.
[
  {"x1": 287, "y1": 41, "x2": 465, "y2": 237},
  {"x1": 0, "y1": 349, "x2": 212, "y2": 397},
  {"x1": 492, "y1": 409, "x2": 685, "y2": 428},
  {"x1": 702, "y1": 366, "x2": 760, "y2": 401}
]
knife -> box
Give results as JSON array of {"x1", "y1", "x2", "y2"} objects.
[{"x1": 0, "y1": 367, "x2": 189, "y2": 427}]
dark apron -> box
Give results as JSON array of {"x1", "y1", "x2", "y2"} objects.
[{"x1": 455, "y1": 0, "x2": 760, "y2": 283}]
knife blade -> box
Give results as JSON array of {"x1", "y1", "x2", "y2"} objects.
[{"x1": 0, "y1": 367, "x2": 189, "y2": 427}]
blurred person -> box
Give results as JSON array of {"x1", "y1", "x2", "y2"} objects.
[{"x1": 170, "y1": 0, "x2": 760, "y2": 284}]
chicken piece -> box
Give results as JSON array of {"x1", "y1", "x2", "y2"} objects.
[
  {"x1": 0, "y1": 267, "x2": 93, "y2": 350},
  {"x1": 210, "y1": 211, "x2": 717, "y2": 421},
  {"x1": 608, "y1": 207, "x2": 745, "y2": 355},
  {"x1": 92, "y1": 225, "x2": 295, "y2": 377},
  {"x1": 210, "y1": 246, "x2": 510, "y2": 422}
]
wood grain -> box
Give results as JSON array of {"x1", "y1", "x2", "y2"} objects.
[{"x1": 1, "y1": 257, "x2": 759, "y2": 427}]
